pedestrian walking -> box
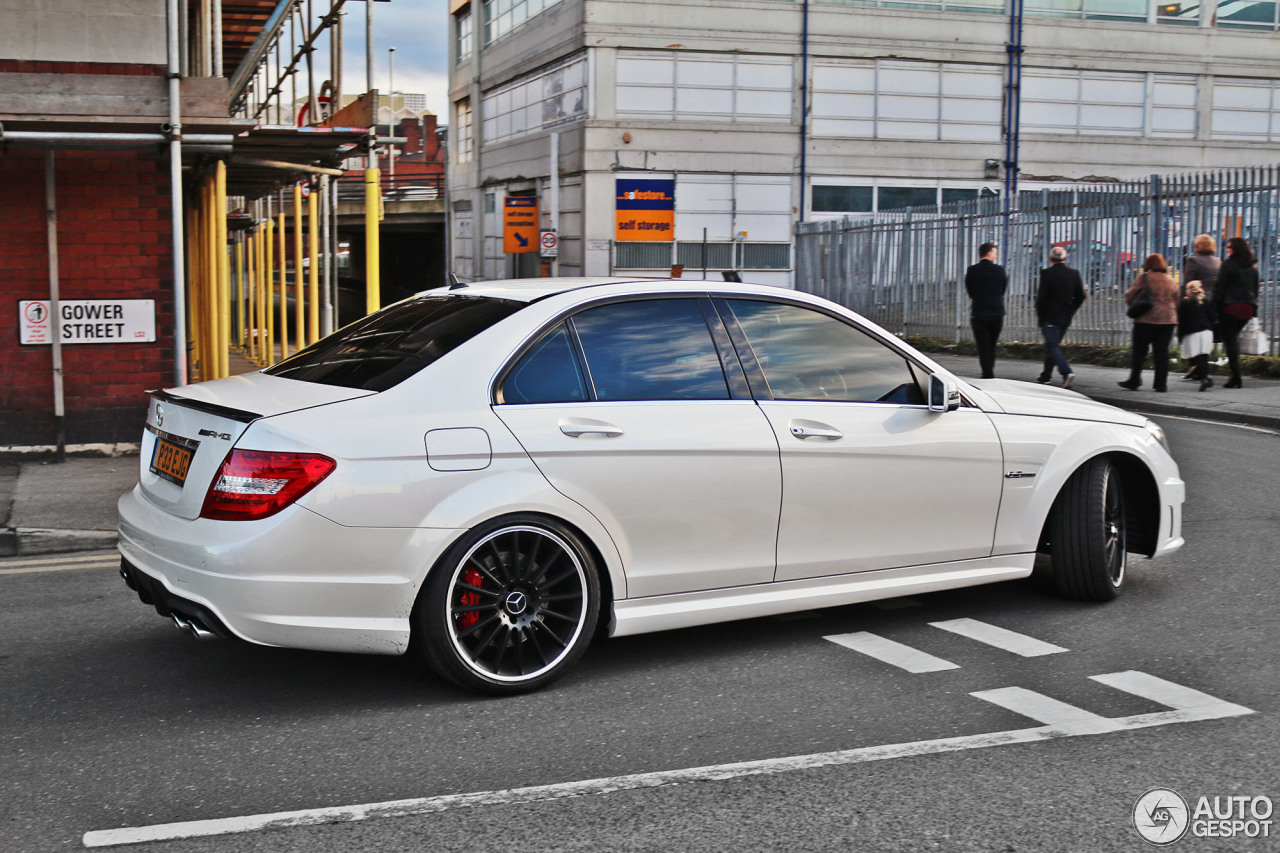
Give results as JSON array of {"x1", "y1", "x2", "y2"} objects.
[
  {"x1": 1035, "y1": 246, "x2": 1086, "y2": 388},
  {"x1": 1212, "y1": 236, "x2": 1260, "y2": 389},
  {"x1": 1178, "y1": 280, "x2": 1215, "y2": 392},
  {"x1": 1117, "y1": 253, "x2": 1179, "y2": 392},
  {"x1": 1180, "y1": 234, "x2": 1221, "y2": 381},
  {"x1": 965, "y1": 241, "x2": 1007, "y2": 379}
]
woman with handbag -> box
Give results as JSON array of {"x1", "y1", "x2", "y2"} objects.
[
  {"x1": 1118, "y1": 254, "x2": 1179, "y2": 392},
  {"x1": 1212, "y1": 236, "x2": 1260, "y2": 389}
]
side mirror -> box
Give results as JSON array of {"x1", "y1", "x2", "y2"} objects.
[{"x1": 929, "y1": 373, "x2": 961, "y2": 413}]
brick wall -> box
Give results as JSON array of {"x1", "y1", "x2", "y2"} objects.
[{"x1": 0, "y1": 149, "x2": 174, "y2": 446}]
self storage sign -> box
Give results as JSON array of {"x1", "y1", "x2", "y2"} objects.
[
  {"x1": 616, "y1": 178, "x2": 674, "y2": 242},
  {"x1": 19, "y1": 299, "x2": 156, "y2": 345}
]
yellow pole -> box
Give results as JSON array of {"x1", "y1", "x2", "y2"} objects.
[
  {"x1": 264, "y1": 218, "x2": 275, "y2": 366},
  {"x1": 246, "y1": 230, "x2": 257, "y2": 361},
  {"x1": 197, "y1": 182, "x2": 211, "y2": 380},
  {"x1": 204, "y1": 177, "x2": 217, "y2": 378},
  {"x1": 215, "y1": 162, "x2": 230, "y2": 379},
  {"x1": 277, "y1": 210, "x2": 288, "y2": 360},
  {"x1": 365, "y1": 168, "x2": 381, "y2": 316},
  {"x1": 186, "y1": 206, "x2": 199, "y2": 378},
  {"x1": 293, "y1": 184, "x2": 304, "y2": 352},
  {"x1": 308, "y1": 188, "x2": 319, "y2": 345},
  {"x1": 235, "y1": 238, "x2": 244, "y2": 349},
  {"x1": 256, "y1": 225, "x2": 267, "y2": 365}
]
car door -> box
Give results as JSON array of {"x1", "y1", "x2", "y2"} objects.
[
  {"x1": 716, "y1": 297, "x2": 1004, "y2": 583},
  {"x1": 493, "y1": 296, "x2": 782, "y2": 598}
]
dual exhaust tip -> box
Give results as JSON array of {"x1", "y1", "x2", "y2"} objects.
[{"x1": 172, "y1": 613, "x2": 218, "y2": 641}]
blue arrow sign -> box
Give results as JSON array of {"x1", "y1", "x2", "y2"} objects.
[{"x1": 514, "y1": 231, "x2": 528, "y2": 248}]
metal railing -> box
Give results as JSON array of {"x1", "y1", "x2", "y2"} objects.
[
  {"x1": 334, "y1": 172, "x2": 444, "y2": 203},
  {"x1": 796, "y1": 165, "x2": 1280, "y2": 354}
]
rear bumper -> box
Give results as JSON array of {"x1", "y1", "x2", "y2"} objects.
[{"x1": 117, "y1": 484, "x2": 461, "y2": 655}]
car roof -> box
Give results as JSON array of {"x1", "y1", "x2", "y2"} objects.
[{"x1": 417, "y1": 277, "x2": 806, "y2": 304}]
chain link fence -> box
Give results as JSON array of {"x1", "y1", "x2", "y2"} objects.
[{"x1": 796, "y1": 166, "x2": 1280, "y2": 355}]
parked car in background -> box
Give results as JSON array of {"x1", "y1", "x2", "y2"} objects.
[{"x1": 118, "y1": 278, "x2": 1185, "y2": 695}]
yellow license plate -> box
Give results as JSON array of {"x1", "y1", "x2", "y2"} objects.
[{"x1": 150, "y1": 437, "x2": 195, "y2": 486}]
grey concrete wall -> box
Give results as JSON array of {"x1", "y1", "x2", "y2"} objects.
[{"x1": 0, "y1": 0, "x2": 166, "y2": 65}]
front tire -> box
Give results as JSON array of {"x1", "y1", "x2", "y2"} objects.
[
  {"x1": 1048, "y1": 457, "x2": 1127, "y2": 601},
  {"x1": 415, "y1": 515, "x2": 600, "y2": 695}
]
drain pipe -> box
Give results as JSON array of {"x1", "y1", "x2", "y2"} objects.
[
  {"x1": 167, "y1": 0, "x2": 188, "y2": 387},
  {"x1": 44, "y1": 152, "x2": 66, "y2": 462},
  {"x1": 799, "y1": 0, "x2": 809, "y2": 223}
]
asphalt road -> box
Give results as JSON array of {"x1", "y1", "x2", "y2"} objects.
[{"x1": 3, "y1": 417, "x2": 1277, "y2": 852}]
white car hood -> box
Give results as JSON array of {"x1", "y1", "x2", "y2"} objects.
[{"x1": 968, "y1": 378, "x2": 1147, "y2": 427}]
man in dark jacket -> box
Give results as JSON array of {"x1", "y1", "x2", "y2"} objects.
[
  {"x1": 965, "y1": 242, "x2": 1007, "y2": 379},
  {"x1": 1035, "y1": 246, "x2": 1087, "y2": 388}
]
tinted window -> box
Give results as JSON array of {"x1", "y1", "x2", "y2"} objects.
[
  {"x1": 266, "y1": 295, "x2": 523, "y2": 391},
  {"x1": 572, "y1": 300, "x2": 730, "y2": 401},
  {"x1": 726, "y1": 299, "x2": 925, "y2": 404},
  {"x1": 500, "y1": 324, "x2": 588, "y2": 404}
]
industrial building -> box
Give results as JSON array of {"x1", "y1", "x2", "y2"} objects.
[{"x1": 448, "y1": 0, "x2": 1280, "y2": 286}]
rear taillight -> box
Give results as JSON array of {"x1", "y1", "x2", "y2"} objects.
[{"x1": 200, "y1": 449, "x2": 336, "y2": 521}]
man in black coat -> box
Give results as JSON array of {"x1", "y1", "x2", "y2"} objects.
[
  {"x1": 1035, "y1": 246, "x2": 1086, "y2": 388},
  {"x1": 965, "y1": 242, "x2": 1007, "y2": 379}
]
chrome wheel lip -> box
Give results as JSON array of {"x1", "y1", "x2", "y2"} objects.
[{"x1": 445, "y1": 525, "x2": 588, "y2": 684}]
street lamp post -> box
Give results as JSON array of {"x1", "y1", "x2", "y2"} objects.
[{"x1": 388, "y1": 46, "x2": 396, "y2": 184}]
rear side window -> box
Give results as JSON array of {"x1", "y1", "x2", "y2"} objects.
[
  {"x1": 572, "y1": 299, "x2": 730, "y2": 401},
  {"x1": 500, "y1": 324, "x2": 588, "y2": 404},
  {"x1": 266, "y1": 295, "x2": 523, "y2": 391},
  {"x1": 725, "y1": 299, "x2": 925, "y2": 404}
]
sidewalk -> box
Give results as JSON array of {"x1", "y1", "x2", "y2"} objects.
[{"x1": 3, "y1": 352, "x2": 1279, "y2": 558}]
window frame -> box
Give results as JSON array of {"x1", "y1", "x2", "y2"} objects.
[{"x1": 493, "y1": 294, "x2": 753, "y2": 405}]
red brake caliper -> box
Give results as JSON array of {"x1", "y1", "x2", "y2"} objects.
[{"x1": 458, "y1": 567, "x2": 484, "y2": 629}]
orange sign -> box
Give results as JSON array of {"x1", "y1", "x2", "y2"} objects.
[
  {"x1": 615, "y1": 178, "x2": 675, "y2": 242},
  {"x1": 504, "y1": 196, "x2": 539, "y2": 254}
]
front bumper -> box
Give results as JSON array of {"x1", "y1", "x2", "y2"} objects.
[{"x1": 117, "y1": 484, "x2": 461, "y2": 655}]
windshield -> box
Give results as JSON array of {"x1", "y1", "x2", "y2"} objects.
[{"x1": 265, "y1": 294, "x2": 524, "y2": 391}]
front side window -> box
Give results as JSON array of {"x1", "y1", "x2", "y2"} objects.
[
  {"x1": 725, "y1": 299, "x2": 925, "y2": 404},
  {"x1": 267, "y1": 295, "x2": 523, "y2": 391},
  {"x1": 573, "y1": 300, "x2": 730, "y2": 401}
]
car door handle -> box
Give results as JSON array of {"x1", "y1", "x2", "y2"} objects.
[
  {"x1": 789, "y1": 420, "x2": 842, "y2": 441},
  {"x1": 559, "y1": 420, "x2": 624, "y2": 438}
]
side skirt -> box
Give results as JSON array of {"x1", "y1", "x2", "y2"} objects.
[{"x1": 610, "y1": 555, "x2": 1036, "y2": 638}]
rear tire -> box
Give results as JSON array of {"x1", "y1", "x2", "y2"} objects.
[
  {"x1": 1048, "y1": 457, "x2": 1127, "y2": 601},
  {"x1": 414, "y1": 515, "x2": 600, "y2": 695}
]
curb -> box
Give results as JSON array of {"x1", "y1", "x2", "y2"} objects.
[
  {"x1": 0, "y1": 527, "x2": 118, "y2": 558},
  {"x1": 1078, "y1": 392, "x2": 1280, "y2": 432}
]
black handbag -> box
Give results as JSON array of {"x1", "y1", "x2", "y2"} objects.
[{"x1": 1126, "y1": 275, "x2": 1154, "y2": 319}]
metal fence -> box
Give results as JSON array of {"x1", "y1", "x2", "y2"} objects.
[{"x1": 796, "y1": 166, "x2": 1280, "y2": 355}]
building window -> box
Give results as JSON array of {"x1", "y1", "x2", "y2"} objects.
[
  {"x1": 616, "y1": 52, "x2": 793, "y2": 123},
  {"x1": 813, "y1": 186, "x2": 873, "y2": 213},
  {"x1": 455, "y1": 98, "x2": 473, "y2": 163},
  {"x1": 481, "y1": 54, "x2": 586, "y2": 145},
  {"x1": 1211, "y1": 78, "x2": 1280, "y2": 141},
  {"x1": 1216, "y1": 0, "x2": 1280, "y2": 29},
  {"x1": 811, "y1": 60, "x2": 1002, "y2": 142},
  {"x1": 1021, "y1": 68, "x2": 1147, "y2": 136},
  {"x1": 456, "y1": 9, "x2": 473, "y2": 63},
  {"x1": 482, "y1": 0, "x2": 564, "y2": 46},
  {"x1": 484, "y1": 191, "x2": 496, "y2": 214}
]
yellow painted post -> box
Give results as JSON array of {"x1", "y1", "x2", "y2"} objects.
[
  {"x1": 196, "y1": 184, "x2": 210, "y2": 379},
  {"x1": 277, "y1": 210, "x2": 288, "y2": 360},
  {"x1": 264, "y1": 218, "x2": 275, "y2": 365},
  {"x1": 307, "y1": 188, "x2": 319, "y2": 345},
  {"x1": 235, "y1": 238, "x2": 244, "y2": 349},
  {"x1": 256, "y1": 225, "x2": 267, "y2": 365},
  {"x1": 365, "y1": 168, "x2": 381, "y2": 315},
  {"x1": 186, "y1": 206, "x2": 199, "y2": 378},
  {"x1": 246, "y1": 230, "x2": 257, "y2": 361},
  {"x1": 215, "y1": 162, "x2": 230, "y2": 379},
  {"x1": 293, "y1": 184, "x2": 304, "y2": 352},
  {"x1": 205, "y1": 176, "x2": 219, "y2": 379}
]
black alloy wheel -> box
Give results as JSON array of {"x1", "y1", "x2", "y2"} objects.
[
  {"x1": 1048, "y1": 456, "x2": 1127, "y2": 601},
  {"x1": 417, "y1": 516, "x2": 600, "y2": 694}
]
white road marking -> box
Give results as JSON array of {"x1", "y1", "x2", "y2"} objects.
[
  {"x1": 823, "y1": 632, "x2": 959, "y2": 673},
  {"x1": 0, "y1": 553, "x2": 119, "y2": 576},
  {"x1": 1149, "y1": 414, "x2": 1280, "y2": 436},
  {"x1": 929, "y1": 618, "x2": 1068, "y2": 657},
  {"x1": 1091, "y1": 671, "x2": 1255, "y2": 718},
  {"x1": 872, "y1": 597, "x2": 922, "y2": 610},
  {"x1": 971, "y1": 687, "x2": 1120, "y2": 735},
  {"x1": 82, "y1": 671, "x2": 1255, "y2": 849}
]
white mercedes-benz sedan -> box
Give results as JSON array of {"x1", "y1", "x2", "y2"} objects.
[{"x1": 118, "y1": 278, "x2": 1184, "y2": 694}]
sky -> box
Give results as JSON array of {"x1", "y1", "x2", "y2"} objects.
[{"x1": 335, "y1": 0, "x2": 450, "y2": 122}]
